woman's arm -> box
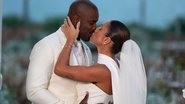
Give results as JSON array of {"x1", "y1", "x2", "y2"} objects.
[
  {"x1": 54, "y1": 17, "x2": 110, "y2": 82},
  {"x1": 55, "y1": 61, "x2": 110, "y2": 82}
]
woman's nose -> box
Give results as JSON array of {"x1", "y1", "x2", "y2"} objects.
[{"x1": 94, "y1": 27, "x2": 100, "y2": 32}]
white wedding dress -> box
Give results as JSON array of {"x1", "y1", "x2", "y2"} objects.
[
  {"x1": 76, "y1": 40, "x2": 147, "y2": 104},
  {"x1": 76, "y1": 54, "x2": 114, "y2": 104}
]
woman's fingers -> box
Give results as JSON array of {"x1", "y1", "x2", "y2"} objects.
[
  {"x1": 64, "y1": 19, "x2": 69, "y2": 28},
  {"x1": 67, "y1": 16, "x2": 73, "y2": 28},
  {"x1": 76, "y1": 21, "x2": 80, "y2": 31},
  {"x1": 63, "y1": 17, "x2": 80, "y2": 40}
]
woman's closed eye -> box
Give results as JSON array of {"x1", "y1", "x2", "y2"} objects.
[{"x1": 98, "y1": 27, "x2": 102, "y2": 30}]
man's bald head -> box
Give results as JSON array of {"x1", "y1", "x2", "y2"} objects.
[
  {"x1": 68, "y1": 0, "x2": 98, "y2": 19},
  {"x1": 67, "y1": 0, "x2": 99, "y2": 41}
]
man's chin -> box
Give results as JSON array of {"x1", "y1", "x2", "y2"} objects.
[
  {"x1": 85, "y1": 36, "x2": 91, "y2": 41},
  {"x1": 80, "y1": 33, "x2": 91, "y2": 41},
  {"x1": 81, "y1": 38, "x2": 90, "y2": 42}
]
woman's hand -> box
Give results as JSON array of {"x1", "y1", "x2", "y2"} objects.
[{"x1": 63, "y1": 17, "x2": 80, "y2": 43}]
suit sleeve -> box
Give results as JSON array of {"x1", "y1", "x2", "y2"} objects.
[{"x1": 26, "y1": 42, "x2": 64, "y2": 104}]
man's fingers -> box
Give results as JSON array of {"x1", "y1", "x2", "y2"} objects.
[{"x1": 108, "y1": 101, "x2": 113, "y2": 104}]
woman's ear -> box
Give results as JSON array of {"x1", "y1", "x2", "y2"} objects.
[{"x1": 103, "y1": 37, "x2": 111, "y2": 45}]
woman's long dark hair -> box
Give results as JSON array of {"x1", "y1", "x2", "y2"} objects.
[{"x1": 107, "y1": 20, "x2": 130, "y2": 54}]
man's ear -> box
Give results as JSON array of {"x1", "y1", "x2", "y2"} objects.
[{"x1": 103, "y1": 37, "x2": 111, "y2": 45}]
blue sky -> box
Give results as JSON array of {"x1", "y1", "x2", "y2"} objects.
[{"x1": 3, "y1": 0, "x2": 185, "y2": 28}]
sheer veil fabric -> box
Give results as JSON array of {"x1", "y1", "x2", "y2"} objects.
[
  {"x1": 183, "y1": 89, "x2": 185, "y2": 98},
  {"x1": 119, "y1": 40, "x2": 147, "y2": 104},
  {"x1": 111, "y1": 40, "x2": 147, "y2": 104}
]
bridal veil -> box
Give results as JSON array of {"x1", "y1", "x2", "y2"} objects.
[{"x1": 114, "y1": 40, "x2": 147, "y2": 104}]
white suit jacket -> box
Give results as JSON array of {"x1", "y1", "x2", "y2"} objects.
[{"x1": 26, "y1": 28, "x2": 92, "y2": 104}]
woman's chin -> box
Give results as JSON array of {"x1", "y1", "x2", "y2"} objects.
[
  {"x1": 89, "y1": 39, "x2": 95, "y2": 45},
  {"x1": 89, "y1": 40, "x2": 94, "y2": 44}
]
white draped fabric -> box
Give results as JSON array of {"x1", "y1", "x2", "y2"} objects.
[
  {"x1": 98, "y1": 39, "x2": 147, "y2": 104},
  {"x1": 183, "y1": 89, "x2": 185, "y2": 98},
  {"x1": 97, "y1": 54, "x2": 121, "y2": 104},
  {"x1": 76, "y1": 83, "x2": 112, "y2": 104},
  {"x1": 119, "y1": 40, "x2": 147, "y2": 104}
]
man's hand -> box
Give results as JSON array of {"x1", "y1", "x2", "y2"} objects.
[
  {"x1": 79, "y1": 92, "x2": 89, "y2": 104},
  {"x1": 108, "y1": 101, "x2": 113, "y2": 104}
]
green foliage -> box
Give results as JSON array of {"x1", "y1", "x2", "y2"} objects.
[
  {"x1": 43, "y1": 17, "x2": 65, "y2": 32},
  {"x1": 168, "y1": 17, "x2": 185, "y2": 34},
  {"x1": 148, "y1": 79, "x2": 172, "y2": 103},
  {"x1": 3, "y1": 16, "x2": 24, "y2": 27},
  {"x1": 1, "y1": 31, "x2": 47, "y2": 103},
  {"x1": 146, "y1": 28, "x2": 164, "y2": 40},
  {"x1": 128, "y1": 23, "x2": 164, "y2": 41},
  {"x1": 174, "y1": 64, "x2": 183, "y2": 72},
  {"x1": 0, "y1": 85, "x2": 19, "y2": 104}
]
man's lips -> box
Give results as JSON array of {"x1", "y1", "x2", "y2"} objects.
[{"x1": 90, "y1": 30, "x2": 95, "y2": 34}]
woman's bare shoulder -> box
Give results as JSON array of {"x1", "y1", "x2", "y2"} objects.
[{"x1": 90, "y1": 64, "x2": 109, "y2": 71}]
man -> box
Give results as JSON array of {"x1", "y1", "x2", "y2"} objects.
[{"x1": 26, "y1": 0, "x2": 99, "y2": 104}]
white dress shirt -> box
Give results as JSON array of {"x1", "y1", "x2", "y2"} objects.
[{"x1": 73, "y1": 41, "x2": 86, "y2": 65}]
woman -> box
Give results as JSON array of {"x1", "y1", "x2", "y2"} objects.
[{"x1": 54, "y1": 17, "x2": 147, "y2": 104}]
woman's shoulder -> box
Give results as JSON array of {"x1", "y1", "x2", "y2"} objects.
[{"x1": 91, "y1": 64, "x2": 110, "y2": 71}]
